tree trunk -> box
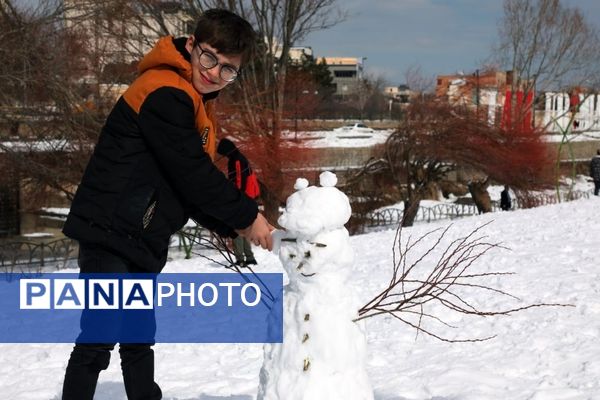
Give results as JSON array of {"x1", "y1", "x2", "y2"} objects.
[
  {"x1": 259, "y1": 134, "x2": 285, "y2": 227},
  {"x1": 468, "y1": 178, "x2": 492, "y2": 214},
  {"x1": 402, "y1": 195, "x2": 422, "y2": 227},
  {"x1": 260, "y1": 182, "x2": 283, "y2": 229}
]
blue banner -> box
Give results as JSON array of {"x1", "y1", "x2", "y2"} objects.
[{"x1": 0, "y1": 272, "x2": 283, "y2": 343}]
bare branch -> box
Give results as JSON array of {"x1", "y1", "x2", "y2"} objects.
[{"x1": 356, "y1": 223, "x2": 573, "y2": 342}]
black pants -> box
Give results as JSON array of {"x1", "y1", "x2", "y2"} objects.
[
  {"x1": 595, "y1": 180, "x2": 600, "y2": 196},
  {"x1": 62, "y1": 244, "x2": 162, "y2": 400}
]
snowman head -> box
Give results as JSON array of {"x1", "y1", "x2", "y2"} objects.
[{"x1": 278, "y1": 171, "x2": 351, "y2": 238}]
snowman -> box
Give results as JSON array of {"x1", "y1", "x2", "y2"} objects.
[{"x1": 257, "y1": 171, "x2": 374, "y2": 400}]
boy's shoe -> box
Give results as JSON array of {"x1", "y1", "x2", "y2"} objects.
[
  {"x1": 246, "y1": 259, "x2": 257, "y2": 265},
  {"x1": 235, "y1": 259, "x2": 246, "y2": 266}
]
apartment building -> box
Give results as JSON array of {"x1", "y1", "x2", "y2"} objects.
[{"x1": 321, "y1": 57, "x2": 365, "y2": 97}]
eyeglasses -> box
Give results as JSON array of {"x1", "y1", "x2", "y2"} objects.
[{"x1": 194, "y1": 42, "x2": 240, "y2": 82}]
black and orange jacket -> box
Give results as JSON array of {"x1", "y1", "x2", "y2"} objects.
[{"x1": 63, "y1": 37, "x2": 258, "y2": 272}]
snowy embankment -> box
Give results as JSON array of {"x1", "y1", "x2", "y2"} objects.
[
  {"x1": 281, "y1": 129, "x2": 393, "y2": 148},
  {"x1": 2, "y1": 198, "x2": 600, "y2": 400}
]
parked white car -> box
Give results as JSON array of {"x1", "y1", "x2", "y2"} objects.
[{"x1": 333, "y1": 122, "x2": 375, "y2": 134}]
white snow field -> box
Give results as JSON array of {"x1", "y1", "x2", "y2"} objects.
[{"x1": 1, "y1": 197, "x2": 599, "y2": 400}]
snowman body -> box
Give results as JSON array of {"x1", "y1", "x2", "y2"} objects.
[{"x1": 257, "y1": 173, "x2": 374, "y2": 400}]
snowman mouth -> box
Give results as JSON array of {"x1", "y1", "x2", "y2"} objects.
[
  {"x1": 281, "y1": 238, "x2": 327, "y2": 247},
  {"x1": 296, "y1": 262, "x2": 317, "y2": 277}
]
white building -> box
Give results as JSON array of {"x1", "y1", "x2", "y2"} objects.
[{"x1": 540, "y1": 92, "x2": 600, "y2": 133}]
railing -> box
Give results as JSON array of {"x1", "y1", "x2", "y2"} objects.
[
  {"x1": 366, "y1": 203, "x2": 495, "y2": 227},
  {"x1": 0, "y1": 238, "x2": 78, "y2": 273},
  {"x1": 0, "y1": 225, "x2": 210, "y2": 272},
  {"x1": 366, "y1": 190, "x2": 592, "y2": 227},
  {"x1": 2, "y1": 190, "x2": 593, "y2": 269}
]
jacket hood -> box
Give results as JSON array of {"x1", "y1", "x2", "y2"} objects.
[{"x1": 138, "y1": 36, "x2": 192, "y2": 82}]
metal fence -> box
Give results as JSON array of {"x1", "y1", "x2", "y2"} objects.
[
  {"x1": 1, "y1": 190, "x2": 593, "y2": 269},
  {"x1": 0, "y1": 225, "x2": 210, "y2": 272},
  {"x1": 366, "y1": 190, "x2": 593, "y2": 227}
]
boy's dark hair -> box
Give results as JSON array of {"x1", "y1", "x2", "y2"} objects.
[{"x1": 194, "y1": 9, "x2": 257, "y2": 64}]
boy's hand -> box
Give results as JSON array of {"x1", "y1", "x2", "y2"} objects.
[{"x1": 236, "y1": 213, "x2": 274, "y2": 251}]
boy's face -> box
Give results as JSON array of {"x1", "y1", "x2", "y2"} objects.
[{"x1": 185, "y1": 36, "x2": 242, "y2": 94}]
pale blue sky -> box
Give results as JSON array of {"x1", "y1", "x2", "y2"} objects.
[{"x1": 302, "y1": 0, "x2": 600, "y2": 85}]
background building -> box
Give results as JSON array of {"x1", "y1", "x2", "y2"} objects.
[
  {"x1": 321, "y1": 57, "x2": 365, "y2": 97},
  {"x1": 383, "y1": 84, "x2": 412, "y2": 104},
  {"x1": 63, "y1": 0, "x2": 193, "y2": 77},
  {"x1": 537, "y1": 90, "x2": 600, "y2": 133},
  {"x1": 436, "y1": 70, "x2": 513, "y2": 125}
]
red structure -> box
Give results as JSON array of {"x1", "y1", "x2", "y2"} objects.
[{"x1": 501, "y1": 90, "x2": 534, "y2": 132}]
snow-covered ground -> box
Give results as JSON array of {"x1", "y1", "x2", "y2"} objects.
[
  {"x1": 282, "y1": 129, "x2": 393, "y2": 148},
  {"x1": 380, "y1": 176, "x2": 595, "y2": 209},
  {"x1": 544, "y1": 130, "x2": 600, "y2": 142},
  {"x1": 280, "y1": 128, "x2": 600, "y2": 148},
  {"x1": 2, "y1": 197, "x2": 600, "y2": 399}
]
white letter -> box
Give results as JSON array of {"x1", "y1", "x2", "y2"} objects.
[
  {"x1": 176, "y1": 282, "x2": 195, "y2": 307},
  {"x1": 197, "y1": 283, "x2": 218, "y2": 306},
  {"x1": 157, "y1": 283, "x2": 175, "y2": 307},
  {"x1": 218, "y1": 282, "x2": 241, "y2": 306},
  {"x1": 241, "y1": 283, "x2": 261, "y2": 307}
]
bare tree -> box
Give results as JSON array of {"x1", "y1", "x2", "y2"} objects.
[
  {"x1": 344, "y1": 97, "x2": 554, "y2": 227},
  {"x1": 193, "y1": 0, "x2": 346, "y2": 222},
  {"x1": 0, "y1": 0, "x2": 140, "y2": 212},
  {"x1": 496, "y1": 0, "x2": 600, "y2": 197},
  {"x1": 357, "y1": 222, "x2": 570, "y2": 342},
  {"x1": 403, "y1": 64, "x2": 434, "y2": 95},
  {"x1": 0, "y1": 0, "x2": 346, "y2": 224},
  {"x1": 498, "y1": 0, "x2": 600, "y2": 94}
]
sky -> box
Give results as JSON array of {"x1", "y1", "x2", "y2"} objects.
[{"x1": 301, "y1": 0, "x2": 600, "y2": 86}]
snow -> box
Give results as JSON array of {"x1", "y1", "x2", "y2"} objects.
[
  {"x1": 0, "y1": 140, "x2": 73, "y2": 153},
  {"x1": 258, "y1": 173, "x2": 372, "y2": 399},
  {"x1": 543, "y1": 131, "x2": 600, "y2": 142},
  {"x1": 39, "y1": 208, "x2": 70, "y2": 216},
  {"x1": 278, "y1": 174, "x2": 351, "y2": 238},
  {"x1": 282, "y1": 129, "x2": 393, "y2": 148},
  {"x1": 21, "y1": 232, "x2": 55, "y2": 238},
  {"x1": 280, "y1": 126, "x2": 600, "y2": 148},
  {"x1": 2, "y1": 196, "x2": 600, "y2": 399}
]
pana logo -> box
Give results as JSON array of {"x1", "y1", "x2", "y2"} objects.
[
  {"x1": 19, "y1": 278, "x2": 262, "y2": 310},
  {"x1": 20, "y1": 279, "x2": 154, "y2": 310}
]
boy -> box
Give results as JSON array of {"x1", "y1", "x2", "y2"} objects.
[{"x1": 61, "y1": 9, "x2": 272, "y2": 400}]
